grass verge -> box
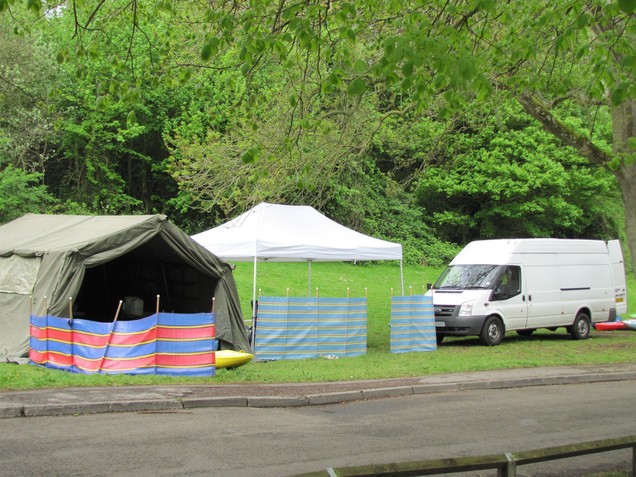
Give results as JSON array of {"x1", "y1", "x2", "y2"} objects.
[{"x1": 1, "y1": 262, "x2": 634, "y2": 391}]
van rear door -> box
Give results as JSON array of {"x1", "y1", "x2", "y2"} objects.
[{"x1": 608, "y1": 240, "x2": 628, "y2": 315}]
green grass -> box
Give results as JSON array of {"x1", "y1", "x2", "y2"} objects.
[{"x1": 1, "y1": 262, "x2": 635, "y2": 391}]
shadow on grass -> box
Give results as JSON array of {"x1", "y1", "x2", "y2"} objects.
[{"x1": 438, "y1": 329, "x2": 617, "y2": 347}]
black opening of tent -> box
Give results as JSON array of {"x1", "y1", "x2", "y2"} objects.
[{"x1": 76, "y1": 235, "x2": 216, "y2": 322}]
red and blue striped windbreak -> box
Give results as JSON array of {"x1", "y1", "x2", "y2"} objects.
[{"x1": 29, "y1": 312, "x2": 216, "y2": 376}]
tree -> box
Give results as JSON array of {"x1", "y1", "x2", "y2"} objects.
[
  {"x1": 3, "y1": 0, "x2": 635, "y2": 271},
  {"x1": 414, "y1": 100, "x2": 622, "y2": 243},
  {"x1": 0, "y1": 166, "x2": 54, "y2": 223},
  {"x1": 2, "y1": 3, "x2": 199, "y2": 219},
  {"x1": 0, "y1": 23, "x2": 57, "y2": 174}
]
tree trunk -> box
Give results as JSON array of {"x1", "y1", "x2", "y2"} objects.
[{"x1": 612, "y1": 99, "x2": 636, "y2": 276}]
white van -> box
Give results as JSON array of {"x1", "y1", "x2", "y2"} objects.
[{"x1": 429, "y1": 239, "x2": 628, "y2": 346}]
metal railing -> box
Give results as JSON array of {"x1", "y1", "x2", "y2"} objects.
[{"x1": 291, "y1": 434, "x2": 636, "y2": 477}]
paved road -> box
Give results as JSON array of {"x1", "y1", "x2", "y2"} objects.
[{"x1": 2, "y1": 380, "x2": 635, "y2": 477}]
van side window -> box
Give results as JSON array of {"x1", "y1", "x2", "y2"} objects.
[{"x1": 491, "y1": 266, "x2": 521, "y2": 301}]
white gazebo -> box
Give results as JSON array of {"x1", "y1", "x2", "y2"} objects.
[{"x1": 192, "y1": 202, "x2": 404, "y2": 340}]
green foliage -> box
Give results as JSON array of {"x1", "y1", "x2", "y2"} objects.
[
  {"x1": 618, "y1": 0, "x2": 636, "y2": 14},
  {"x1": 324, "y1": 156, "x2": 459, "y2": 267},
  {"x1": 0, "y1": 0, "x2": 633, "y2": 274},
  {"x1": 32, "y1": 5, "x2": 193, "y2": 218},
  {"x1": 0, "y1": 165, "x2": 54, "y2": 223},
  {"x1": 0, "y1": 24, "x2": 57, "y2": 174},
  {"x1": 414, "y1": 101, "x2": 623, "y2": 243}
]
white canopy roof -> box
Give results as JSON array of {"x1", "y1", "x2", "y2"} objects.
[{"x1": 192, "y1": 202, "x2": 402, "y2": 262}]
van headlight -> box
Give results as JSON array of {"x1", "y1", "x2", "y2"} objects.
[{"x1": 459, "y1": 300, "x2": 475, "y2": 317}]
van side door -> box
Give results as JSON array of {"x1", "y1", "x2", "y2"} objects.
[
  {"x1": 489, "y1": 265, "x2": 527, "y2": 330},
  {"x1": 525, "y1": 263, "x2": 563, "y2": 327}
]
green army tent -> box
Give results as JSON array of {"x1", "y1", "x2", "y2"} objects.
[{"x1": 0, "y1": 214, "x2": 251, "y2": 359}]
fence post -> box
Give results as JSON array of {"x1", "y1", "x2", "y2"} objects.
[{"x1": 498, "y1": 453, "x2": 516, "y2": 477}]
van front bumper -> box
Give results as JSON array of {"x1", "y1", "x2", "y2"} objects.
[{"x1": 435, "y1": 315, "x2": 488, "y2": 336}]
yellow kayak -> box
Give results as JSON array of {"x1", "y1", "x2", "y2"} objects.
[{"x1": 215, "y1": 350, "x2": 254, "y2": 369}]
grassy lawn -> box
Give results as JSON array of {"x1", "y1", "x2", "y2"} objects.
[{"x1": 1, "y1": 262, "x2": 634, "y2": 391}]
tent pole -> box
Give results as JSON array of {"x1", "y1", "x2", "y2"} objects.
[
  {"x1": 307, "y1": 260, "x2": 312, "y2": 297},
  {"x1": 250, "y1": 255, "x2": 257, "y2": 347},
  {"x1": 400, "y1": 259, "x2": 405, "y2": 296}
]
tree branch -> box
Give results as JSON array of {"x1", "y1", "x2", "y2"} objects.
[{"x1": 517, "y1": 91, "x2": 612, "y2": 167}]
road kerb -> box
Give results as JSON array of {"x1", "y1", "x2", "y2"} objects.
[
  {"x1": 248, "y1": 396, "x2": 310, "y2": 408},
  {"x1": 183, "y1": 396, "x2": 249, "y2": 408},
  {"x1": 308, "y1": 390, "x2": 363, "y2": 405},
  {"x1": 361, "y1": 386, "x2": 413, "y2": 400}
]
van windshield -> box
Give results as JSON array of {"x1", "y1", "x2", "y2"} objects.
[{"x1": 433, "y1": 265, "x2": 503, "y2": 290}]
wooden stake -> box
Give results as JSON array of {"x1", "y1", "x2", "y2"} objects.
[
  {"x1": 346, "y1": 287, "x2": 350, "y2": 298},
  {"x1": 68, "y1": 297, "x2": 74, "y2": 326},
  {"x1": 114, "y1": 300, "x2": 123, "y2": 321},
  {"x1": 99, "y1": 300, "x2": 122, "y2": 373},
  {"x1": 156, "y1": 294, "x2": 160, "y2": 314},
  {"x1": 409, "y1": 286, "x2": 413, "y2": 296},
  {"x1": 211, "y1": 297, "x2": 216, "y2": 314},
  {"x1": 315, "y1": 287, "x2": 319, "y2": 298}
]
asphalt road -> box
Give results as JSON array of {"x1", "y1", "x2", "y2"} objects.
[{"x1": 2, "y1": 380, "x2": 634, "y2": 477}]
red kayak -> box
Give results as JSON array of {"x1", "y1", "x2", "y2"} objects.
[{"x1": 594, "y1": 321, "x2": 627, "y2": 331}]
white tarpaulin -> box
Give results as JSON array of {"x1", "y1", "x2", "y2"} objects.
[
  {"x1": 191, "y1": 202, "x2": 403, "y2": 262},
  {"x1": 192, "y1": 202, "x2": 404, "y2": 335}
]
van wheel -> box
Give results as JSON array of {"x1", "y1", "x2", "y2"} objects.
[
  {"x1": 480, "y1": 316, "x2": 504, "y2": 346},
  {"x1": 570, "y1": 313, "x2": 591, "y2": 340}
]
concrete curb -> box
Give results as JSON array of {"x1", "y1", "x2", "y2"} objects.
[
  {"x1": 182, "y1": 396, "x2": 249, "y2": 408},
  {"x1": 0, "y1": 405, "x2": 24, "y2": 418},
  {"x1": 3, "y1": 368, "x2": 635, "y2": 419}
]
